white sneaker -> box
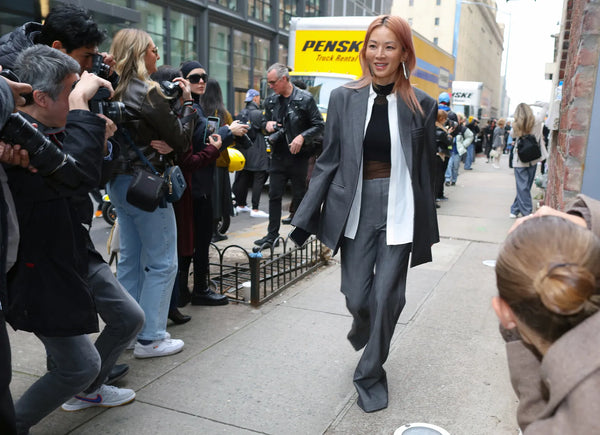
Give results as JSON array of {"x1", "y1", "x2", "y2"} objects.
[
  {"x1": 133, "y1": 337, "x2": 184, "y2": 359},
  {"x1": 61, "y1": 384, "x2": 135, "y2": 411},
  {"x1": 236, "y1": 205, "x2": 251, "y2": 213},
  {"x1": 509, "y1": 213, "x2": 517, "y2": 219},
  {"x1": 250, "y1": 209, "x2": 269, "y2": 218},
  {"x1": 493, "y1": 164, "x2": 500, "y2": 169},
  {"x1": 127, "y1": 331, "x2": 170, "y2": 350}
]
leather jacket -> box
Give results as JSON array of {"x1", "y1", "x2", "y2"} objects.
[
  {"x1": 111, "y1": 78, "x2": 195, "y2": 175},
  {"x1": 262, "y1": 85, "x2": 324, "y2": 158}
]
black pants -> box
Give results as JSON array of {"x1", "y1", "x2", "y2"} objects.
[
  {"x1": 0, "y1": 311, "x2": 16, "y2": 435},
  {"x1": 267, "y1": 157, "x2": 309, "y2": 237},
  {"x1": 232, "y1": 170, "x2": 268, "y2": 210},
  {"x1": 192, "y1": 195, "x2": 213, "y2": 292},
  {"x1": 434, "y1": 156, "x2": 449, "y2": 199}
]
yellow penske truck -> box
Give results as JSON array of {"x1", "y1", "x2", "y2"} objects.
[{"x1": 288, "y1": 16, "x2": 455, "y2": 117}]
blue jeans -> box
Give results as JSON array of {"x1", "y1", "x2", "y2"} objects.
[
  {"x1": 445, "y1": 152, "x2": 460, "y2": 183},
  {"x1": 107, "y1": 174, "x2": 177, "y2": 341},
  {"x1": 464, "y1": 144, "x2": 475, "y2": 169},
  {"x1": 511, "y1": 165, "x2": 537, "y2": 216}
]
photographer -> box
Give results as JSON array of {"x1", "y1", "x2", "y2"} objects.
[
  {"x1": 0, "y1": 67, "x2": 32, "y2": 435},
  {"x1": 254, "y1": 63, "x2": 324, "y2": 247},
  {"x1": 4, "y1": 45, "x2": 138, "y2": 434}
]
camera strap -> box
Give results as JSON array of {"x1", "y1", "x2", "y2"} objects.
[{"x1": 119, "y1": 127, "x2": 161, "y2": 175}]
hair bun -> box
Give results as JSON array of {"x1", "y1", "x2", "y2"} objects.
[{"x1": 533, "y1": 263, "x2": 597, "y2": 315}]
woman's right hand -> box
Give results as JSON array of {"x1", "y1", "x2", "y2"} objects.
[
  {"x1": 208, "y1": 134, "x2": 222, "y2": 150},
  {"x1": 172, "y1": 77, "x2": 192, "y2": 102}
]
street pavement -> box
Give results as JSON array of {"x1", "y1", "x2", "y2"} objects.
[{"x1": 9, "y1": 152, "x2": 533, "y2": 434}]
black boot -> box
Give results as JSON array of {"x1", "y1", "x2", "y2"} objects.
[
  {"x1": 168, "y1": 308, "x2": 191, "y2": 324},
  {"x1": 191, "y1": 288, "x2": 229, "y2": 306}
]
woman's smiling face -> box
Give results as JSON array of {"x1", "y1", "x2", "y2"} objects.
[{"x1": 365, "y1": 26, "x2": 406, "y2": 85}]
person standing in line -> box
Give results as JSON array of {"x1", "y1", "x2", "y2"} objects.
[
  {"x1": 253, "y1": 63, "x2": 324, "y2": 247},
  {"x1": 483, "y1": 118, "x2": 496, "y2": 162},
  {"x1": 464, "y1": 116, "x2": 479, "y2": 170},
  {"x1": 445, "y1": 113, "x2": 470, "y2": 186},
  {"x1": 232, "y1": 89, "x2": 269, "y2": 218},
  {"x1": 491, "y1": 118, "x2": 506, "y2": 169},
  {"x1": 509, "y1": 103, "x2": 547, "y2": 218},
  {"x1": 434, "y1": 110, "x2": 452, "y2": 204},
  {"x1": 291, "y1": 15, "x2": 438, "y2": 412}
]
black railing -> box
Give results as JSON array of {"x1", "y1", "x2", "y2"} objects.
[{"x1": 208, "y1": 236, "x2": 330, "y2": 306}]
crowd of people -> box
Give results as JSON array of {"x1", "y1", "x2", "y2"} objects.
[{"x1": 0, "y1": 5, "x2": 596, "y2": 435}]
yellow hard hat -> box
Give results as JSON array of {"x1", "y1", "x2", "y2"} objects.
[{"x1": 227, "y1": 147, "x2": 245, "y2": 172}]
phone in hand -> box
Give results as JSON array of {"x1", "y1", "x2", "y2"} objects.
[{"x1": 204, "y1": 116, "x2": 220, "y2": 144}]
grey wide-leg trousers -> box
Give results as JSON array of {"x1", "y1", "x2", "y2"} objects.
[{"x1": 340, "y1": 177, "x2": 411, "y2": 413}]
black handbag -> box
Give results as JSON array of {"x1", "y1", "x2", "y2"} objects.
[
  {"x1": 127, "y1": 166, "x2": 167, "y2": 212},
  {"x1": 165, "y1": 165, "x2": 186, "y2": 203},
  {"x1": 120, "y1": 129, "x2": 168, "y2": 212}
]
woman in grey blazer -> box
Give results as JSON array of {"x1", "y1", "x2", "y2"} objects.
[{"x1": 291, "y1": 15, "x2": 439, "y2": 412}]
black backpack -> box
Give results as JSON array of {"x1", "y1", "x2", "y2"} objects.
[{"x1": 517, "y1": 134, "x2": 541, "y2": 163}]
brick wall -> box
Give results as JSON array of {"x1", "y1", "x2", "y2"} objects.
[{"x1": 546, "y1": 0, "x2": 600, "y2": 209}]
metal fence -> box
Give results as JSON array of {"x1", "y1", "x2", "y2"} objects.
[{"x1": 208, "y1": 236, "x2": 330, "y2": 306}]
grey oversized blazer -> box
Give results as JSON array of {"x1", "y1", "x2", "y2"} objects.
[{"x1": 292, "y1": 84, "x2": 439, "y2": 267}]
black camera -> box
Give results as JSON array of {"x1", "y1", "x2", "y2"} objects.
[
  {"x1": 160, "y1": 81, "x2": 183, "y2": 100},
  {"x1": 445, "y1": 119, "x2": 458, "y2": 130},
  {"x1": 0, "y1": 112, "x2": 85, "y2": 187},
  {"x1": 91, "y1": 53, "x2": 111, "y2": 80},
  {"x1": 266, "y1": 123, "x2": 286, "y2": 147},
  {"x1": 88, "y1": 87, "x2": 128, "y2": 123}
]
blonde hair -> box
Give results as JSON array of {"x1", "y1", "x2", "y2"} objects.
[
  {"x1": 496, "y1": 118, "x2": 506, "y2": 128},
  {"x1": 496, "y1": 216, "x2": 600, "y2": 343},
  {"x1": 512, "y1": 103, "x2": 535, "y2": 138},
  {"x1": 110, "y1": 28, "x2": 160, "y2": 100},
  {"x1": 347, "y1": 15, "x2": 423, "y2": 115}
]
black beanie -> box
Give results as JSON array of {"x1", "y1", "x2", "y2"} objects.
[{"x1": 180, "y1": 61, "x2": 204, "y2": 78}]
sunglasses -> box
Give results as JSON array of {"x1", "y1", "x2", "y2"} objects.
[
  {"x1": 150, "y1": 46, "x2": 159, "y2": 55},
  {"x1": 188, "y1": 73, "x2": 208, "y2": 84}
]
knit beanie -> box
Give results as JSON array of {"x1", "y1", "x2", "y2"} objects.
[{"x1": 180, "y1": 61, "x2": 204, "y2": 78}]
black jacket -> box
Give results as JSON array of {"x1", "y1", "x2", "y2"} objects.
[
  {"x1": 4, "y1": 110, "x2": 106, "y2": 336},
  {"x1": 0, "y1": 22, "x2": 41, "y2": 70},
  {"x1": 237, "y1": 101, "x2": 268, "y2": 171},
  {"x1": 262, "y1": 86, "x2": 324, "y2": 159}
]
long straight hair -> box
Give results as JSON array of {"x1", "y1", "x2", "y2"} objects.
[
  {"x1": 347, "y1": 15, "x2": 423, "y2": 115},
  {"x1": 110, "y1": 28, "x2": 160, "y2": 100}
]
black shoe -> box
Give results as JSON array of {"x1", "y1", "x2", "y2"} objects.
[
  {"x1": 450, "y1": 182, "x2": 456, "y2": 186},
  {"x1": 281, "y1": 215, "x2": 294, "y2": 225},
  {"x1": 435, "y1": 203, "x2": 441, "y2": 208},
  {"x1": 191, "y1": 288, "x2": 229, "y2": 306},
  {"x1": 444, "y1": 181, "x2": 450, "y2": 187},
  {"x1": 168, "y1": 308, "x2": 191, "y2": 324},
  {"x1": 106, "y1": 364, "x2": 129, "y2": 385},
  {"x1": 212, "y1": 232, "x2": 228, "y2": 242},
  {"x1": 254, "y1": 235, "x2": 279, "y2": 247}
]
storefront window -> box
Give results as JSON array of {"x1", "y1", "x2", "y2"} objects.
[
  {"x1": 278, "y1": 42, "x2": 288, "y2": 67},
  {"x1": 248, "y1": 0, "x2": 272, "y2": 23},
  {"x1": 209, "y1": 22, "x2": 231, "y2": 105},
  {"x1": 135, "y1": 0, "x2": 165, "y2": 68},
  {"x1": 170, "y1": 10, "x2": 196, "y2": 68},
  {"x1": 304, "y1": 0, "x2": 321, "y2": 16},
  {"x1": 253, "y1": 37, "x2": 270, "y2": 90}
]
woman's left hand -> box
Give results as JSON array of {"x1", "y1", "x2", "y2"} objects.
[
  {"x1": 172, "y1": 77, "x2": 192, "y2": 102},
  {"x1": 150, "y1": 140, "x2": 174, "y2": 155}
]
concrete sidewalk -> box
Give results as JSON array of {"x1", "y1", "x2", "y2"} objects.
[{"x1": 9, "y1": 154, "x2": 527, "y2": 434}]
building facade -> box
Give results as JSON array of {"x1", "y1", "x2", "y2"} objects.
[
  {"x1": 0, "y1": 0, "x2": 391, "y2": 114},
  {"x1": 392, "y1": 0, "x2": 504, "y2": 118}
]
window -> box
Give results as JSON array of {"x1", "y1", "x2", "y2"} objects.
[
  {"x1": 169, "y1": 10, "x2": 196, "y2": 68},
  {"x1": 135, "y1": 0, "x2": 165, "y2": 68},
  {"x1": 233, "y1": 30, "x2": 251, "y2": 91},
  {"x1": 304, "y1": 0, "x2": 322, "y2": 17},
  {"x1": 209, "y1": 23, "x2": 231, "y2": 104},
  {"x1": 434, "y1": 17, "x2": 440, "y2": 26},
  {"x1": 433, "y1": 37, "x2": 439, "y2": 45},
  {"x1": 409, "y1": 0, "x2": 414, "y2": 6},
  {"x1": 248, "y1": 0, "x2": 272, "y2": 23},
  {"x1": 408, "y1": 18, "x2": 413, "y2": 26},
  {"x1": 436, "y1": 0, "x2": 441, "y2": 5},
  {"x1": 210, "y1": 0, "x2": 237, "y2": 11},
  {"x1": 253, "y1": 37, "x2": 270, "y2": 90},
  {"x1": 279, "y1": 0, "x2": 297, "y2": 30}
]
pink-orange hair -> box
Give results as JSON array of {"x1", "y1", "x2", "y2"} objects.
[{"x1": 348, "y1": 15, "x2": 423, "y2": 115}]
